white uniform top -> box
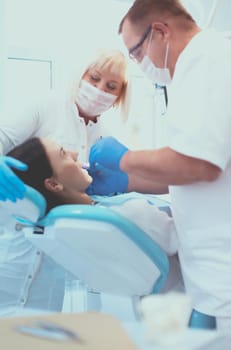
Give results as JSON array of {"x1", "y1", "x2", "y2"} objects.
[
  {"x1": 0, "y1": 209, "x2": 66, "y2": 316},
  {"x1": 0, "y1": 92, "x2": 109, "y2": 162},
  {"x1": 166, "y1": 29, "x2": 231, "y2": 317}
]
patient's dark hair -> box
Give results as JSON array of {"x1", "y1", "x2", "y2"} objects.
[{"x1": 7, "y1": 137, "x2": 64, "y2": 212}]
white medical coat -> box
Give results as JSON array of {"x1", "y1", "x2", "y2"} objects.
[
  {"x1": 166, "y1": 29, "x2": 231, "y2": 317},
  {"x1": 0, "y1": 92, "x2": 109, "y2": 162}
]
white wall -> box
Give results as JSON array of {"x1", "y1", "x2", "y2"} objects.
[
  {"x1": 6, "y1": 0, "x2": 131, "y2": 91},
  {"x1": 0, "y1": 0, "x2": 6, "y2": 114},
  {"x1": 181, "y1": 0, "x2": 231, "y2": 31},
  {"x1": 201, "y1": 0, "x2": 231, "y2": 30},
  {"x1": 5, "y1": 0, "x2": 231, "y2": 150}
]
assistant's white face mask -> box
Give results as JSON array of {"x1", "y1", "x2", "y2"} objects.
[
  {"x1": 139, "y1": 30, "x2": 171, "y2": 86},
  {"x1": 76, "y1": 80, "x2": 118, "y2": 117}
]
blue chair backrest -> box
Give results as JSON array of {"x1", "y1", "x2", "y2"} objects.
[
  {"x1": 40, "y1": 204, "x2": 169, "y2": 294},
  {"x1": 1, "y1": 186, "x2": 170, "y2": 296}
]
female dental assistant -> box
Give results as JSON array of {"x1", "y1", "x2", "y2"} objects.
[{"x1": 0, "y1": 48, "x2": 130, "y2": 202}]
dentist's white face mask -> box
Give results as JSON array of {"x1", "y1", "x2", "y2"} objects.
[
  {"x1": 76, "y1": 80, "x2": 118, "y2": 117},
  {"x1": 139, "y1": 30, "x2": 171, "y2": 86}
]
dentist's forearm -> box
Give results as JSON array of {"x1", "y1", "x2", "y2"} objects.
[
  {"x1": 127, "y1": 173, "x2": 169, "y2": 194},
  {"x1": 121, "y1": 147, "x2": 221, "y2": 186}
]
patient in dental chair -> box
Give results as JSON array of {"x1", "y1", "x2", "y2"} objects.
[
  {"x1": 0, "y1": 137, "x2": 182, "y2": 316},
  {"x1": 8, "y1": 137, "x2": 178, "y2": 254}
]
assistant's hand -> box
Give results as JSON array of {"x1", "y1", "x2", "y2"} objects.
[
  {"x1": 0, "y1": 156, "x2": 28, "y2": 202},
  {"x1": 89, "y1": 136, "x2": 129, "y2": 171},
  {"x1": 86, "y1": 162, "x2": 128, "y2": 195}
]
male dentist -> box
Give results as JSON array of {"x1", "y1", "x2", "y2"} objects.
[{"x1": 89, "y1": 0, "x2": 231, "y2": 330}]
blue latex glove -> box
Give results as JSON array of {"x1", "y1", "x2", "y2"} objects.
[
  {"x1": 86, "y1": 162, "x2": 128, "y2": 196},
  {"x1": 89, "y1": 136, "x2": 129, "y2": 171},
  {"x1": 0, "y1": 156, "x2": 28, "y2": 202}
]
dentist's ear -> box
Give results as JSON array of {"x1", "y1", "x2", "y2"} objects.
[
  {"x1": 44, "y1": 177, "x2": 63, "y2": 193},
  {"x1": 152, "y1": 22, "x2": 170, "y2": 41}
]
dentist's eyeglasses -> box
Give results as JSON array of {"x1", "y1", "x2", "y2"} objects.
[{"x1": 129, "y1": 25, "x2": 152, "y2": 63}]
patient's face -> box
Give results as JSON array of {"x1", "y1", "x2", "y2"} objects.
[{"x1": 42, "y1": 139, "x2": 92, "y2": 192}]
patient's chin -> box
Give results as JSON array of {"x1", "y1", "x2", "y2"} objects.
[
  {"x1": 88, "y1": 177, "x2": 93, "y2": 185},
  {"x1": 85, "y1": 175, "x2": 93, "y2": 188}
]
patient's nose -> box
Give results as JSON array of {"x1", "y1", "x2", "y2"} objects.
[{"x1": 71, "y1": 151, "x2": 78, "y2": 161}]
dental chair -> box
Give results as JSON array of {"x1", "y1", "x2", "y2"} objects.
[
  {"x1": 0, "y1": 185, "x2": 169, "y2": 317},
  {"x1": 0, "y1": 185, "x2": 216, "y2": 329}
]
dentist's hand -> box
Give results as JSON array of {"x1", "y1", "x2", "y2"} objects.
[
  {"x1": 89, "y1": 136, "x2": 129, "y2": 171},
  {"x1": 86, "y1": 163, "x2": 128, "y2": 196},
  {"x1": 0, "y1": 156, "x2": 28, "y2": 202}
]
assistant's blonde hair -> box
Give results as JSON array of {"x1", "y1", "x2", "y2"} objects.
[{"x1": 70, "y1": 48, "x2": 131, "y2": 122}]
